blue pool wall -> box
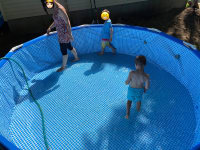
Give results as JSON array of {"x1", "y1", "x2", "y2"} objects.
[{"x1": 0, "y1": 24, "x2": 200, "y2": 149}]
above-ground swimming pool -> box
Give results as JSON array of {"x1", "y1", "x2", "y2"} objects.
[{"x1": 0, "y1": 24, "x2": 200, "y2": 150}]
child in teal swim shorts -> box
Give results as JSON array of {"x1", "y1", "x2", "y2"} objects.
[{"x1": 125, "y1": 56, "x2": 150, "y2": 119}]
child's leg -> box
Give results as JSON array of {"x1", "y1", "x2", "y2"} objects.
[
  {"x1": 108, "y1": 42, "x2": 116, "y2": 54},
  {"x1": 125, "y1": 100, "x2": 132, "y2": 119},
  {"x1": 136, "y1": 101, "x2": 141, "y2": 112},
  {"x1": 67, "y1": 42, "x2": 79, "y2": 62},
  {"x1": 99, "y1": 41, "x2": 105, "y2": 55},
  {"x1": 57, "y1": 55, "x2": 68, "y2": 72},
  {"x1": 57, "y1": 43, "x2": 69, "y2": 72},
  {"x1": 71, "y1": 48, "x2": 80, "y2": 62},
  {"x1": 99, "y1": 47, "x2": 105, "y2": 55}
]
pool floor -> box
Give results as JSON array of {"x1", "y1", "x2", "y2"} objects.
[{"x1": 9, "y1": 53, "x2": 196, "y2": 150}]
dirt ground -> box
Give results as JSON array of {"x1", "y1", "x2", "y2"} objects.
[
  {"x1": 0, "y1": 7, "x2": 200, "y2": 57},
  {"x1": 119, "y1": 7, "x2": 200, "y2": 49}
]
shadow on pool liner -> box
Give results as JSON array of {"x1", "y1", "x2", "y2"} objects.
[
  {"x1": 83, "y1": 53, "x2": 134, "y2": 76},
  {"x1": 12, "y1": 53, "x2": 184, "y2": 105},
  {"x1": 13, "y1": 71, "x2": 63, "y2": 104},
  {"x1": 8, "y1": 53, "x2": 196, "y2": 149},
  {"x1": 11, "y1": 53, "x2": 134, "y2": 105},
  {"x1": 82, "y1": 105, "x2": 195, "y2": 150}
]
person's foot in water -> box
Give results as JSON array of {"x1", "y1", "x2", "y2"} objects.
[
  {"x1": 125, "y1": 115, "x2": 129, "y2": 120},
  {"x1": 56, "y1": 66, "x2": 66, "y2": 72},
  {"x1": 72, "y1": 57, "x2": 80, "y2": 62}
]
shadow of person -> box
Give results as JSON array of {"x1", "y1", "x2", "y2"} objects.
[
  {"x1": 29, "y1": 71, "x2": 62, "y2": 102},
  {"x1": 13, "y1": 86, "x2": 23, "y2": 105},
  {"x1": 83, "y1": 53, "x2": 134, "y2": 76},
  {"x1": 15, "y1": 71, "x2": 63, "y2": 104},
  {"x1": 84, "y1": 55, "x2": 105, "y2": 76}
]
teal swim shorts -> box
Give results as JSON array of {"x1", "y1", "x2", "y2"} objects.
[{"x1": 127, "y1": 86, "x2": 144, "y2": 102}]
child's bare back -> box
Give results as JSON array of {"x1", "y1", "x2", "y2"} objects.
[{"x1": 127, "y1": 71, "x2": 149, "y2": 90}]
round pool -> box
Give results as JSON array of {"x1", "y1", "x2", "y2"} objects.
[{"x1": 0, "y1": 25, "x2": 199, "y2": 150}]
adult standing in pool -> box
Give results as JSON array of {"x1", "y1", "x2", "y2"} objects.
[{"x1": 46, "y1": 0, "x2": 79, "y2": 72}]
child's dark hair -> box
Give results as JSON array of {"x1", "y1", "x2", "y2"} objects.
[
  {"x1": 41, "y1": 0, "x2": 48, "y2": 14},
  {"x1": 102, "y1": 9, "x2": 110, "y2": 14},
  {"x1": 135, "y1": 55, "x2": 146, "y2": 66}
]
